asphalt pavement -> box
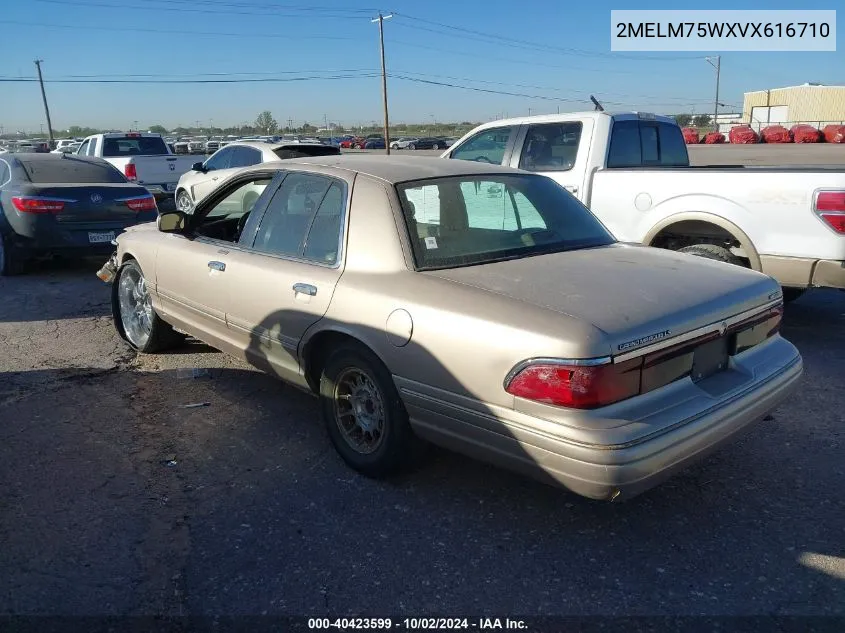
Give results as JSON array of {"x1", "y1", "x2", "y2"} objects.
[{"x1": 1, "y1": 259, "x2": 843, "y2": 621}]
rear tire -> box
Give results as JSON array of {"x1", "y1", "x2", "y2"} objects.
[
  {"x1": 113, "y1": 259, "x2": 185, "y2": 353},
  {"x1": 319, "y1": 343, "x2": 422, "y2": 478},
  {"x1": 408, "y1": 143, "x2": 416, "y2": 150},
  {"x1": 678, "y1": 243, "x2": 745, "y2": 267},
  {"x1": 0, "y1": 232, "x2": 24, "y2": 276}
]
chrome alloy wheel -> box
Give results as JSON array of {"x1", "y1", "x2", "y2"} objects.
[
  {"x1": 118, "y1": 266, "x2": 153, "y2": 348},
  {"x1": 333, "y1": 367, "x2": 386, "y2": 454}
]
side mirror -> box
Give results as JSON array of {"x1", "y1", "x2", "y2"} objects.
[
  {"x1": 158, "y1": 211, "x2": 187, "y2": 233},
  {"x1": 192, "y1": 161, "x2": 206, "y2": 172}
]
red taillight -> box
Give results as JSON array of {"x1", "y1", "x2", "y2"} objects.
[
  {"x1": 505, "y1": 359, "x2": 642, "y2": 409},
  {"x1": 11, "y1": 196, "x2": 65, "y2": 214},
  {"x1": 124, "y1": 196, "x2": 157, "y2": 212},
  {"x1": 124, "y1": 163, "x2": 138, "y2": 181},
  {"x1": 815, "y1": 191, "x2": 845, "y2": 234}
]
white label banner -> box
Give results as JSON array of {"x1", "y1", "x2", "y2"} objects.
[{"x1": 611, "y1": 10, "x2": 836, "y2": 51}]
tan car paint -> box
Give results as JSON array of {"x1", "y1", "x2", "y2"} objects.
[{"x1": 112, "y1": 156, "x2": 802, "y2": 499}]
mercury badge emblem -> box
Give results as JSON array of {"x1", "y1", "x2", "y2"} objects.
[{"x1": 90, "y1": 193, "x2": 103, "y2": 204}]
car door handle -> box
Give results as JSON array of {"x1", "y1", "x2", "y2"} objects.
[
  {"x1": 212, "y1": 176, "x2": 219, "y2": 181},
  {"x1": 292, "y1": 283, "x2": 317, "y2": 296},
  {"x1": 208, "y1": 261, "x2": 226, "y2": 272},
  {"x1": 564, "y1": 185, "x2": 579, "y2": 194}
]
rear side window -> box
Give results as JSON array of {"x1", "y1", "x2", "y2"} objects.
[
  {"x1": 518, "y1": 122, "x2": 582, "y2": 172},
  {"x1": 272, "y1": 145, "x2": 340, "y2": 160},
  {"x1": 20, "y1": 157, "x2": 127, "y2": 183},
  {"x1": 101, "y1": 136, "x2": 169, "y2": 157},
  {"x1": 606, "y1": 120, "x2": 689, "y2": 168}
]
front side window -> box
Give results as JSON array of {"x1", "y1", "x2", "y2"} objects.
[
  {"x1": 204, "y1": 147, "x2": 234, "y2": 171},
  {"x1": 251, "y1": 173, "x2": 344, "y2": 263},
  {"x1": 193, "y1": 176, "x2": 274, "y2": 242},
  {"x1": 397, "y1": 174, "x2": 614, "y2": 270},
  {"x1": 450, "y1": 127, "x2": 513, "y2": 165},
  {"x1": 77, "y1": 140, "x2": 90, "y2": 155},
  {"x1": 518, "y1": 122, "x2": 582, "y2": 172}
]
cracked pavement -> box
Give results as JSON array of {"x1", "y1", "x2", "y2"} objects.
[{"x1": 0, "y1": 259, "x2": 843, "y2": 618}]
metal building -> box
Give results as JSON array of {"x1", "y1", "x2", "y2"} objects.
[{"x1": 742, "y1": 83, "x2": 845, "y2": 129}]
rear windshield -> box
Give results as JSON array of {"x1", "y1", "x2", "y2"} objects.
[
  {"x1": 272, "y1": 145, "x2": 340, "y2": 159},
  {"x1": 396, "y1": 174, "x2": 615, "y2": 270},
  {"x1": 606, "y1": 120, "x2": 689, "y2": 168},
  {"x1": 101, "y1": 136, "x2": 169, "y2": 157},
  {"x1": 20, "y1": 157, "x2": 126, "y2": 183}
]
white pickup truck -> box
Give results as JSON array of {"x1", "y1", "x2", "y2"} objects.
[
  {"x1": 75, "y1": 132, "x2": 198, "y2": 206},
  {"x1": 443, "y1": 112, "x2": 845, "y2": 299}
]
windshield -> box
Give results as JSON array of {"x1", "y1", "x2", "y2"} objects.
[
  {"x1": 396, "y1": 174, "x2": 615, "y2": 270},
  {"x1": 101, "y1": 136, "x2": 169, "y2": 157}
]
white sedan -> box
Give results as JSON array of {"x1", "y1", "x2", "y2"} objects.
[{"x1": 174, "y1": 140, "x2": 339, "y2": 213}]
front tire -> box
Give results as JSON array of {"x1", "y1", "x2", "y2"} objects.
[
  {"x1": 114, "y1": 260, "x2": 185, "y2": 353},
  {"x1": 408, "y1": 143, "x2": 416, "y2": 150},
  {"x1": 319, "y1": 343, "x2": 420, "y2": 477},
  {"x1": 175, "y1": 189, "x2": 194, "y2": 213},
  {"x1": 0, "y1": 232, "x2": 24, "y2": 276},
  {"x1": 678, "y1": 243, "x2": 744, "y2": 267}
]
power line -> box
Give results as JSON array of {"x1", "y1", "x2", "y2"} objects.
[
  {"x1": 32, "y1": 0, "x2": 374, "y2": 18},
  {"x1": 392, "y1": 14, "x2": 705, "y2": 61},
  {"x1": 1, "y1": 69, "x2": 379, "y2": 80},
  {"x1": 0, "y1": 72, "x2": 381, "y2": 84},
  {"x1": 0, "y1": 19, "x2": 358, "y2": 40}
]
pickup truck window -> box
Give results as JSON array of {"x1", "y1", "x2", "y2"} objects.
[
  {"x1": 450, "y1": 126, "x2": 514, "y2": 165},
  {"x1": 102, "y1": 136, "x2": 170, "y2": 157},
  {"x1": 87, "y1": 138, "x2": 98, "y2": 157},
  {"x1": 518, "y1": 122, "x2": 582, "y2": 172},
  {"x1": 77, "y1": 139, "x2": 90, "y2": 155},
  {"x1": 606, "y1": 120, "x2": 689, "y2": 168},
  {"x1": 397, "y1": 174, "x2": 614, "y2": 270}
]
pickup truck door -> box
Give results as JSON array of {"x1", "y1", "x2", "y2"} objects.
[{"x1": 507, "y1": 119, "x2": 594, "y2": 203}]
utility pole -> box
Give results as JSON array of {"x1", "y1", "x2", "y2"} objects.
[
  {"x1": 705, "y1": 55, "x2": 721, "y2": 131},
  {"x1": 372, "y1": 12, "x2": 393, "y2": 155},
  {"x1": 34, "y1": 60, "x2": 54, "y2": 145}
]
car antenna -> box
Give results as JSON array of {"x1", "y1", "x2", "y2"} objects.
[{"x1": 590, "y1": 95, "x2": 605, "y2": 112}]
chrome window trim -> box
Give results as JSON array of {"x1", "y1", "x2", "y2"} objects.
[
  {"x1": 503, "y1": 356, "x2": 612, "y2": 390},
  {"x1": 613, "y1": 298, "x2": 784, "y2": 363}
]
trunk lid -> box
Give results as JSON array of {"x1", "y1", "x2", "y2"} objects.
[
  {"x1": 426, "y1": 243, "x2": 781, "y2": 356},
  {"x1": 22, "y1": 183, "x2": 154, "y2": 223}
]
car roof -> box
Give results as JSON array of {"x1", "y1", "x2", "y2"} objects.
[
  {"x1": 230, "y1": 140, "x2": 331, "y2": 151},
  {"x1": 267, "y1": 154, "x2": 525, "y2": 183}
]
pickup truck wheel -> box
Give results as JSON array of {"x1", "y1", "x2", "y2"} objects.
[
  {"x1": 175, "y1": 190, "x2": 194, "y2": 213},
  {"x1": 320, "y1": 343, "x2": 423, "y2": 478},
  {"x1": 0, "y1": 233, "x2": 25, "y2": 276},
  {"x1": 678, "y1": 244, "x2": 744, "y2": 267},
  {"x1": 114, "y1": 260, "x2": 185, "y2": 353}
]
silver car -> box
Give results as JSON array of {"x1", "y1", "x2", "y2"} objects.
[{"x1": 174, "y1": 141, "x2": 340, "y2": 213}]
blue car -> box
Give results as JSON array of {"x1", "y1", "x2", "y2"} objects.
[{"x1": 364, "y1": 138, "x2": 386, "y2": 149}]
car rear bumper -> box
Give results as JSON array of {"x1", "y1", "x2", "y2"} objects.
[
  {"x1": 760, "y1": 255, "x2": 845, "y2": 290},
  {"x1": 401, "y1": 336, "x2": 803, "y2": 501},
  {"x1": 7, "y1": 216, "x2": 156, "y2": 253}
]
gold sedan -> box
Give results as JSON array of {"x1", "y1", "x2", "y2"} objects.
[{"x1": 98, "y1": 155, "x2": 802, "y2": 500}]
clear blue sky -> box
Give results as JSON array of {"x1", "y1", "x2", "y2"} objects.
[{"x1": 1, "y1": 0, "x2": 841, "y2": 133}]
